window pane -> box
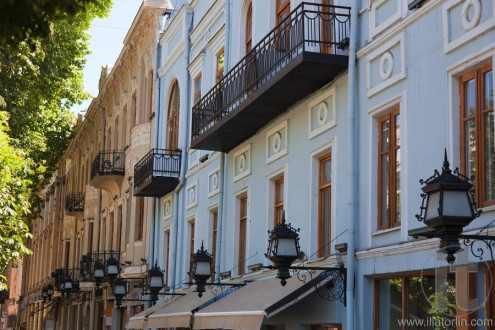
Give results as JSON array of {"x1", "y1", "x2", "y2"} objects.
[
  {"x1": 276, "y1": 180, "x2": 284, "y2": 203},
  {"x1": 395, "y1": 149, "x2": 401, "y2": 223},
  {"x1": 323, "y1": 188, "x2": 330, "y2": 252},
  {"x1": 381, "y1": 119, "x2": 390, "y2": 152},
  {"x1": 485, "y1": 71, "x2": 493, "y2": 109},
  {"x1": 464, "y1": 119, "x2": 476, "y2": 188},
  {"x1": 464, "y1": 79, "x2": 475, "y2": 117},
  {"x1": 322, "y1": 158, "x2": 331, "y2": 183},
  {"x1": 485, "y1": 112, "x2": 495, "y2": 200},
  {"x1": 377, "y1": 279, "x2": 402, "y2": 330},
  {"x1": 394, "y1": 114, "x2": 400, "y2": 146},
  {"x1": 381, "y1": 154, "x2": 389, "y2": 227}
]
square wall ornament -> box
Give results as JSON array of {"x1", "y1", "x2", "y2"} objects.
[
  {"x1": 208, "y1": 168, "x2": 220, "y2": 197},
  {"x1": 233, "y1": 144, "x2": 251, "y2": 182},
  {"x1": 266, "y1": 120, "x2": 288, "y2": 164},
  {"x1": 186, "y1": 181, "x2": 198, "y2": 209},
  {"x1": 308, "y1": 88, "x2": 336, "y2": 139},
  {"x1": 443, "y1": 0, "x2": 495, "y2": 53},
  {"x1": 366, "y1": 33, "x2": 406, "y2": 98},
  {"x1": 163, "y1": 196, "x2": 173, "y2": 220}
]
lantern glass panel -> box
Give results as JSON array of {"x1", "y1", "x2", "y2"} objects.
[
  {"x1": 47, "y1": 287, "x2": 54, "y2": 296},
  {"x1": 195, "y1": 261, "x2": 212, "y2": 276},
  {"x1": 149, "y1": 275, "x2": 163, "y2": 289},
  {"x1": 65, "y1": 281, "x2": 73, "y2": 290},
  {"x1": 94, "y1": 268, "x2": 104, "y2": 279},
  {"x1": 276, "y1": 238, "x2": 298, "y2": 257},
  {"x1": 114, "y1": 284, "x2": 126, "y2": 296},
  {"x1": 425, "y1": 191, "x2": 440, "y2": 220},
  {"x1": 442, "y1": 190, "x2": 472, "y2": 217},
  {"x1": 107, "y1": 264, "x2": 119, "y2": 276},
  {"x1": 42, "y1": 291, "x2": 47, "y2": 298}
]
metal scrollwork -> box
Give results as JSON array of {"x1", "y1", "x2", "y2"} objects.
[
  {"x1": 315, "y1": 270, "x2": 346, "y2": 304},
  {"x1": 292, "y1": 267, "x2": 317, "y2": 283},
  {"x1": 461, "y1": 220, "x2": 495, "y2": 265}
]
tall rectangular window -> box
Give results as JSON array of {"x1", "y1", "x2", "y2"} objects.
[
  {"x1": 211, "y1": 209, "x2": 218, "y2": 281},
  {"x1": 194, "y1": 74, "x2": 202, "y2": 105},
  {"x1": 132, "y1": 93, "x2": 137, "y2": 127},
  {"x1": 460, "y1": 62, "x2": 494, "y2": 207},
  {"x1": 274, "y1": 176, "x2": 284, "y2": 226},
  {"x1": 148, "y1": 70, "x2": 154, "y2": 118},
  {"x1": 239, "y1": 195, "x2": 248, "y2": 276},
  {"x1": 88, "y1": 222, "x2": 94, "y2": 253},
  {"x1": 216, "y1": 49, "x2": 224, "y2": 83},
  {"x1": 377, "y1": 108, "x2": 401, "y2": 230},
  {"x1": 318, "y1": 152, "x2": 331, "y2": 257},
  {"x1": 136, "y1": 197, "x2": 144, "y2": 241}
]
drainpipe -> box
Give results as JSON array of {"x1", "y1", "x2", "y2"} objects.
[
  {"x1": 169, "y1": 7, "x2": 194, "y2": 291},
  {"x1": 346, "y1": 2, "x2": 359, "y2": 330},
  {"x1": 215, "y1": 0, "x2": 231, "y2": 278}
]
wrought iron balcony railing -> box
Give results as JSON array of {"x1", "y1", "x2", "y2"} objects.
[
  {"x1": 90, "y1": 150, "x2": 125, "y2": 180},
  {"x1": 191, "y1": 2, "x2": 351, "y2": 150},
  {"x1": 133, "y1": 149, "x2": 182, "y2": 197},
  {"x1": 65, "y1": 193, "x2": 85, "y2": 213}
]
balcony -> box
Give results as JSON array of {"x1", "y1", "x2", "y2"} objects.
[
  {"x1": 191, "y1": 2, "x2": 351, "y2": 151},
  {"x1": 133, "y1": 149, "x2": 181, "y2": 197},
  {"x1": 90, "y1": 150, "x2": 125, "y2": 194},
  {"x1": 65, "y1": 193, "x2": 85, "y2": 216}
]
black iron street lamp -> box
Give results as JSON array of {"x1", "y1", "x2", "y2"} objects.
[
  {"x1": 188, "y1": 242, "x2": 213, "y2": 297},
  {"x1": 412, "y1": 150, "x2": 488, "y2": 263},
  {"x1": 265, "y1": 215, "x2": 304, "y2": 286},
  {"x1": 112, "y1": 277, "x2": 127, "y2": 307},
  {"x1": 147, "y1": 263, "x2": 165, "y2": 304},
  {"x1": 93, "y1": 261, "x2": 105, "y2": 284}
]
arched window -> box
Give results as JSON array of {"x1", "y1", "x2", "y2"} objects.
[
  {"x1": 245, "y1": 3, "x2": 252, "y2": 54},
  {"x1": 167, "y1": 80, "x2": 180, "y2": 150}
]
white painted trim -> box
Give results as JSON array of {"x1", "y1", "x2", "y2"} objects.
[
  {"x1": 265, "y1": 119, "x2": 288, "y2": 164},
  {"x1": 158, "y1": 42, "x2": 186, "y2": 78},
  {"x1": 358, "y1": 0, "x2": 442, "y2": 59},
  {"x1": 186, "y1": 151, "x2": 221, "y2": 178},
  {"x1": 369, "y1": 0, "x2": 403, "y2": 38},
  {"x1": 443, "y1": 0, "x2": 495, "y2": 54},
  {"x1": 308, "y1": 87, "x2": 337, "y2": 139},
  {"x1": 366, "y1": 32, "x2": 406, "y2": 98}
]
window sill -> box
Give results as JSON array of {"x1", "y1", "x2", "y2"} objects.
[
  {"x1": 372, "y1": 226, "x2": 401, "y2": 236},
  {"x1": 480, "y1": 204, "x2": 495, "y2": 213}
]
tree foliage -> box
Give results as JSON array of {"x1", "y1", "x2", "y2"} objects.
[
  {"x1": 0, "y1": 0, "x2": 112, "y2": 287},
  {"x1": 0, "y1": 0, "x2": 110, "y2": 48}
]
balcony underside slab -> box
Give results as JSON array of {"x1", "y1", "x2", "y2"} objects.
[{"x1": 133, "y1": 176, "x2": 179, "y2": 197}]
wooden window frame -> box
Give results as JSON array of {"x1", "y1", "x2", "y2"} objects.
[
  {"x1": 245, "y1": 3, "x2": 253, "y2": 54},
  {"x1": 318, "y1": 152, "x2": 331, "y2": 257},
  {"x1": 211, "y1": 209, "x2": 218, "y2": 281},
  {"x1": 274, "y1": 176, "x2": 284, "y2": 226},
  {"x1": 460, "y1": 62, "x2": 494, "y2": 207},
  {"x1": 189, "y1": 219, "x2": 195, "y2": 284},
  {"x1": 194, "y1": 73, "x2": 202, "y2": 106},
  {"x1": 377, "y1": 107, "x2": 401, "y2": 230},
  {"x1": 167, "y1": 80, "x2": 180, "y2": 150},
  {"x1": 238, "y1": 195, "x2": 248, "y2": 276},
  {"x1": 276, "y1": 0, "x2": 290, "y2": 25},
  {"x1": 216, "y1": 48, "x2": 224, "y2": 84},
  {"x1": 165, "y1": 229, "x2": 170, "y2": 287}
]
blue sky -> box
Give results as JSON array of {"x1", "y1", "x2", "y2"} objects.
[{"x1": 71, "y1": 0, "x2": 142, "y2": 114}]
